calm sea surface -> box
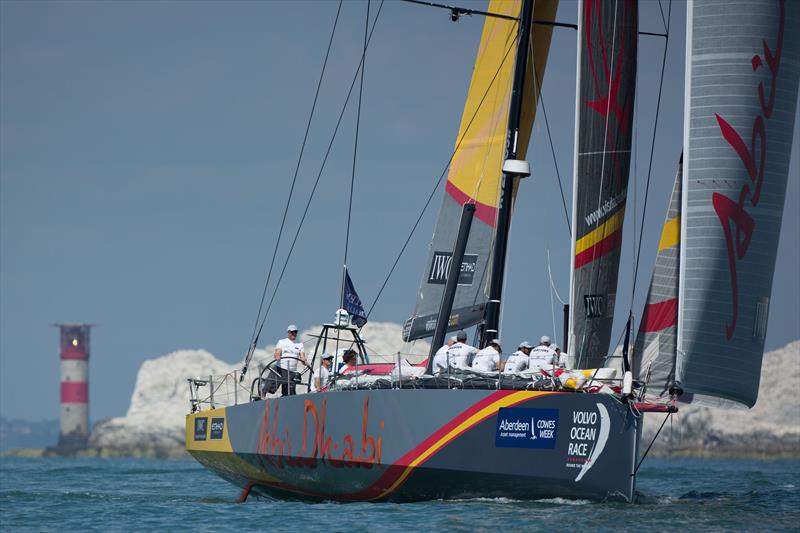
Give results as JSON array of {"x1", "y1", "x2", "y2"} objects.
[{"x1": 1, "y1": 457, "x2": 798, "y2": 532}]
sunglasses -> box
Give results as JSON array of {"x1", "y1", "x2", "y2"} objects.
[{"x1": 288, "y1": 330, "x2": 298, "y2": 334}]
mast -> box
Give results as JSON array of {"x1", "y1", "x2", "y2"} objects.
[
  {"x1": 481, "y1": 0, "x2": 534, "y2": 347},
  {"x1": 427, "y1": 204, "x2": 475, "y2": 371}
]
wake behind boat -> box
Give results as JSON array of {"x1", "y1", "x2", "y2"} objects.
[{"x1": 185, "y1": 0, "x2": 799, "y2": 503}]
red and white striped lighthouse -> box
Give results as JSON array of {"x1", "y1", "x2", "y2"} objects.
[{"x1": 55, "y1": 324, "x2": 92, "y2": 452}]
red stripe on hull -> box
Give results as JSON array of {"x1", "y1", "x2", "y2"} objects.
[
  {"x1": 246, "y1": 391, "x2": 547, "y2": 501},
  {"x1": 445, "y1": 181, "x2": 498, "y2": 227},
  {"x1": 574, "y1": 228, "x2": 622, "y2": 268},
  {"x1": 639, "y1": 298, "x2": 678, "y2": 333},
  {"x1": 61, "y1": 382, "x2": 88, "y2": 403}
]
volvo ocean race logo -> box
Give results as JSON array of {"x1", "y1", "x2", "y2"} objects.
[
  {"x1": 428, "y1": 252, "x2": 478, "y2": 285},
  {"x1": 495, "y1": 408, "x2": 559, "y2": 449},
  {"x1": 566, "y1": 403, "x2": 610, "y2": 482}
]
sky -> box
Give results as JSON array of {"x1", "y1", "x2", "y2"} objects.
[{"x1": 1, "y1": 0, "x2": 798, "y2": 422}]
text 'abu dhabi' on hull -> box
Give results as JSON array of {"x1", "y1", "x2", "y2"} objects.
[{"x1": 187, "y1": 389, "x2": 639, "y2": 502}]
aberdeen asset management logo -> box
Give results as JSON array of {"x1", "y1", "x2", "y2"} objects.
[{"x1": 428, "y1": 252, "x2": 478, "y2": 285}]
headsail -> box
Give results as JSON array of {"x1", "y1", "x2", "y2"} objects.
[
  {"x1": 633, "y1": 157, "x2": 681, "y2": 397},
  {"x1": 568, "y1": 0, "x2": 638, "y2": 368},
  {"x1": 677, "y1": 0, "x2": 800, "y2": 408},
  {"x1": 404, "y1": 0, "x2": 558, "y2": 341}
]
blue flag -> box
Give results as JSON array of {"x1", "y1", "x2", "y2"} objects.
[{"x1": 344, "y1": 270, "x2": 367, "y2": 328}]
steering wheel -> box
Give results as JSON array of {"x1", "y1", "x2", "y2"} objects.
[{"x1": 251, "y1": 356, "x2": 312, "y2": 399}]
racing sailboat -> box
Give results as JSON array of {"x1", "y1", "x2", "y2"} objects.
[{"x1": 185, "y1": 0, "x2": 799, "y2": 502}]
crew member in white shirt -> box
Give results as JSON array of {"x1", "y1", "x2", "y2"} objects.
[
  {"x1": 337, "y1": 349, "x2": 358, "y2": 375},
  {"x1": 503, "y1": 341, "x2": 532, "y2": 374},
  {"x1": 550, "y1": 343, "x2": 566, "y2": 369},
  {"x1": 447, "y1": 330, "x2": 478, "y2": 370},
  {"x1": 432, "y1": 337, "x2": 456, "y2": 374},
  {"x1": 274, "y1": 324, "x2": 307, "y2": 396},
  {"x1": 528, "y1": 335, "x2": 557, "y2": 372},
  {"x1": 311, "y1": 353, "x2": 334, "y2": 392},
  {"x1": 471, "y1": 339, "x2": 502, "y2": 373}
]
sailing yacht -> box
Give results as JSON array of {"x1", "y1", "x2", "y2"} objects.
[{"x1": 185, "y1": 0, "x2": 799, "y2": 502}]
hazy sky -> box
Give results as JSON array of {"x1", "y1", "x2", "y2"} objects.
[{"x1": 1, "y1": 0, "x2": 798, "y2": 421}]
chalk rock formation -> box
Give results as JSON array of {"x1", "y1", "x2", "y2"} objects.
[
  {"x1": 642, "y1": 340, "x2": 800, "y2": 456},
  {"x1": 89, "y1": 349, "x2": 239, "y2": 454}
]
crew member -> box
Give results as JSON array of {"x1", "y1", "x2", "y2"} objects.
[
  {"x1": 471, "y1": 339, "x2": 502, "y2": 372},
  {"x1": 550, "y1": 343, "x2": 566, "y2": 368},
  {"x1": 432, "y1": 336, "x2": 456, "y2": 374},
  {"x1": 503, "y1": 341, "x2": 532, "y2": 374},
  {"x1": 447, "y1": 330, "x2": 478, "y2": 370},
  {"x1": 311, "y1": 353, "x2": 334, "y2": 392},
  {"x1": 528, "y1": 335, "x2": 556, "y2": 372},
  {"x1": 274, "y1": 324, "x2": 307, "y2": 396},
  {"x1": 338, "y1": 349, "x2": 358, "y2": 374}
]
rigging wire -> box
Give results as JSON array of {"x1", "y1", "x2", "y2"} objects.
[
  {"x1": 252, "y1": 0, "x2": 386, "y2": 350},
  {"x1": 656, "y1": 0, "x2": 668, "y2": 34},
  {"x1": 529, "y1": 37, "x2": 572, "y2": 238},
  {"x1": 547, "y1": 249, "x2": 559, "y2": 344},
  {"x1": 365, "y1": 37, "x2": 518, "y2": 319},
  {"x1": 631, "y1": 0, "x2": 672, "y2": 304},
  {"x1": 241, "y1": 1, "x2": 343, "y2": 377},
  {"x1": 342, "y1": 0, "x2": 371, "y2": 306}
]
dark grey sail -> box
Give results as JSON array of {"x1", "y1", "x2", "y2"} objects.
[
  {"x1": 677, "y1": 0, "x2": 800, "y2": 408},
  {"x1": 568, "y1": 0, "x2": 638, "y2": 368}
]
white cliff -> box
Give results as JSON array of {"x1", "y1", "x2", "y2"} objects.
[{"x1": 642, "y1": 340, "x2": 800, "y2": 455}]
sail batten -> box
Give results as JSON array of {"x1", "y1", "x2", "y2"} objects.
[{"x1": 568, "y1": 0, "x2": 638, "y2": 368}]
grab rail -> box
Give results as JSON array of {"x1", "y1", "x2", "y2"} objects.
[{"x1": 188, "y1": 371, "x2": 251, "y2": 413}]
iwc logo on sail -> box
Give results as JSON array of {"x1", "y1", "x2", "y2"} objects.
[{"x1": 428, "y1": 252, "x2": 478, "y2": 285}]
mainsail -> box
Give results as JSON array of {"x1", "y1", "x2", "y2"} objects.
[
  {"x1": 633, "y1": 157, "x2": 681, "y2": 397},
  {"x1": 404, "y1": 0, "x2": 558, "y2": 341},
  {"x1": 677, "y1": 0, "x2": 800, "y2": 408},
  {"x1": 568, "y1": 0, "x2": 638, "y2": 368}
]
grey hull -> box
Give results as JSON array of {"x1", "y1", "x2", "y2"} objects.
[{"x1": 186, "y1": 389, "x2": 641, "y2": 502}]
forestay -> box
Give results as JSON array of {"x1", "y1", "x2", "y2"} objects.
[
  {"x1": 568, "y1": 0, "x2": 638, "y2": 368},
  {"x1": 404, "y1": 0, "x2": 558, "y2": 341},
  {"x1": 677, "y1": 0, "x2": 800, "y2": 408}
]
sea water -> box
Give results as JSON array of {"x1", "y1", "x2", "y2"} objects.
[{"x1": 0, "y1": 457, "x2": 797, "y2": 531}]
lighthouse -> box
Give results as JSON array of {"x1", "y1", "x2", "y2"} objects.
[{"x1": 55, "y1": 324, "x2": 92, "y2": 453}]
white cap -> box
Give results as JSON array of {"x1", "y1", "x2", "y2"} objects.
[
  {"x1": 551, "y1": 343, "x2": 559, "y2": 351},
  {"x1": 490, "y1": 338, "x2": 501, "y2": 346},
  {"x1": 518, "y1": 341, "x2": 533, "y2": 349},
  {"x1": 287, "y1": 324, "x2": 298, "y2": 332},
  {"x1": 539, "y1": 335, "x2": 551, "y2": 344}
]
